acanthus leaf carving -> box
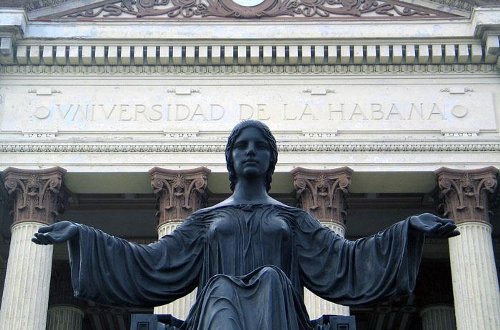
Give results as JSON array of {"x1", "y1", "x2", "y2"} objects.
[
  {"x1": 436, "y1": 166, "x2": 498, "y2": 224},
  {"x1": 291, "y1": 167, "x2": 353, "y2": 226},
  {"x1": 34, "y1": 0, "x2": 461, "y2": 20},
  {"x1": 149, "y1": 167, "x2": 210, "y2": 226},
  {"x1": 3, "y1": 167, "x2": 67, "y2": 225}
]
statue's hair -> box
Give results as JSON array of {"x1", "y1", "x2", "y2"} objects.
[{"x1": 225, "y1": 120, "x2": 278, "y2": 192}]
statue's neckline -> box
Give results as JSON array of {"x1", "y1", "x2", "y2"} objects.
[
  {"x1": 200, "y1": 202, "x2": 291, "y2": 213},
  {"x1": 234, "y1": 203, "x2": 268, "y2": 211}
]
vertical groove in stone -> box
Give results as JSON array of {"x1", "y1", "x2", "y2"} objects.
[
  {"x1": 0, "y1": 222, "x2": 53, "y2": 330},
  {"x1": 304, "y1": 221, "x2": 349, "y2": 319},
  {"x1": 154, "y1": 222, "x2": 197, "y2": 320},
  {"x1": 47, "y1": 305, "x2": 84, "y2": 330},
  {"x1": 449, "y1": 222, "x2": 500, "y2": 330},
  {"x1": 420, "y1": 305, "x2": 456, "y2": 330}
]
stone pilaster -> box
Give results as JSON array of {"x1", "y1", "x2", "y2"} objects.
[
  {"x1": 291, "y1": 167, "x2": 353, "y2": 318},
  {"x1": 420, "y1": 305, "x2": 456, "y2": 330},
  {"x1": 0, "y1": 167, "x2": 66, "y2": 330},
  {"x1": 436, "y1": 167, "x2": 500, "y2": 330},
  {"x1": 47, "y1": 306, "x2": 84, "y2": 330},
  {"x1": 149, "y1": 167, "x2": 210, "y2": 320}
]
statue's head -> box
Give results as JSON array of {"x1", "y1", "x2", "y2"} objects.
[{"x1": 225, "y1": 120, "x2": 278, "y2": 192}]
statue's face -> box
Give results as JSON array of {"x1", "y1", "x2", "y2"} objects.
[{"x1": 231, "y1": 127, "x2": 271, "y2": 181}]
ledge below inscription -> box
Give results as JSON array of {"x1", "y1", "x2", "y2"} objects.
[{"x1": 1, "y1": 142, "x2": 499, "y2": 153}]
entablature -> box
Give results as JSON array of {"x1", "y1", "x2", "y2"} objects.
[{"x1": 0, "y1": 7, "x2": 498, "y2": 67}]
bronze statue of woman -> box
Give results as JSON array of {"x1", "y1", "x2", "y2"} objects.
[{"x1": 32, "y1": 120, "x2": 459, "y2": 330}]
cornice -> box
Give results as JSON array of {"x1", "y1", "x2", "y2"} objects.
[
  {"x1": 26, "y1": 0, "x2": 69, "y2": 11},
  {"x1": 1, "y1": 142, "x2": 499, "y2": 153},
  {"x1": 2, "y1": 37, "x2": 497, "y2": 66},
  {"x1": 425, "y1": 0, "x2": 473, "y2": 12}
]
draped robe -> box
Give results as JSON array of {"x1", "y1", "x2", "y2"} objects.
[{"x1": 68, "y1": 204, "x2": 424, "y2": 329}]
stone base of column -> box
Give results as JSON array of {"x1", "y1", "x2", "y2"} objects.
[
  {"x1": 0, "y1": 222, "x2": 53, "y2": 330},
  {"x1": 47, "y1": 305, "x2": 84, "y2": 330},
  {"x1": 449, "y1": 222, "x2": 500, "y2": 330},
  {"x1": 420, "y1": 305, "x2": 456, "y2": 330},
  {"x1": 155, "y1": 221, "x2": 196, "y2": 320}
]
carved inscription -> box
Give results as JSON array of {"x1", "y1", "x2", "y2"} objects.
[
  {"x1": 33, "y1": 104, "x2": 225, "y2": 122},
  {"x1": 1, "y1": 85, "x2": 494, "y2": 134},
  {"x1": 32, "y1": 102, "x2": 465, "y2": 123}
]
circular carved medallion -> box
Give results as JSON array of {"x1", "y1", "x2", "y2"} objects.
[{"x1": 220, "y1": 0, "x2": 278, "y2": 18}]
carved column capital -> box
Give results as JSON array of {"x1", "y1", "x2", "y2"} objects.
[
  {"x1": 291, "y1": 167, "x2": 353, "y2": 226},
  {"x1": 3, "y1": 167, "x2": 67, "y2": 225},
  {"x1": 149, "y1": 167, "x2": 210, "y2": 226},
  {"x1": 435, "y1": 166, "x2": 498, "y2": 224}
]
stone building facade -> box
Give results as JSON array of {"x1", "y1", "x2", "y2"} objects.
[{"x1": 0, "y1": 0, "x2": 499, "y2": 329}]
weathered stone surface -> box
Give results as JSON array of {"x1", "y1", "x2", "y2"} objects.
[
  {"x1": 436, "y1": 166, "x2": 498, "y2": 224},
  {"x1": 292, "y1": 167, "x2": 353, "y2": 226},
  {"x1": 150, "y1": 167, "x2": 210, "y2": 226},
  {"x1": 3, "y1": 167, "x2": 67, "y2": 225}
]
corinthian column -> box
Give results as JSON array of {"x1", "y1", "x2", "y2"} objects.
[
  {"x1": 291, "y1": 167, "x2": 353, "y2": 318},
  {"x1": 0, "y1": 167, "x2": 67, "y2": 330},
  {"x1": 149, "y1": 167, "x2": 210, "y2": 320},
  {"x1": 436, "y1": 167, "x2": 500, "y2": 330}
]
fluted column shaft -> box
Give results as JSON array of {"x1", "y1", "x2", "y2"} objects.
[
  {"x1": 449, "y1": 222, "x2": 499, "y2": 329},
  {"x1": 150, "y1": 167, "x2": 210, "y2": 320},
  {"x1": 0, "y1": 167, "x2": 66, "y2": 330},
  {"x1": 291, "y1": 167, "x2": 353, "y2": 318},
  {"x1": 436, "y1": 167, "x2": 500, "y2": 330},
  {"x1": 47, "y1": 305, "x2": 84, "y2": 330},
  {"x1": 420, "y1": 305, "x2": 456, "y2": 330}
]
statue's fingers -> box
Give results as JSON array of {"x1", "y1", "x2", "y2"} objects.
[
  {"x1": 31, "y1": 236, "x2": 45, "y2": 245},
  {"x1": 435, "y1": 222, "x2": 457, "y2": 237},
  {"x1": 33, "y1": 232, "x2": 56, "y2": 245},
  {"x1": 448, "y1": 229, "x2": 460, "y2": 238}
]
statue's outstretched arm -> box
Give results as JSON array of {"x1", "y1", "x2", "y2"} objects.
[{"x1": 32, "y1": 221, "x2": 79, "y2": 245}]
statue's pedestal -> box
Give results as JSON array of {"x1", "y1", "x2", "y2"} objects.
[{"x1": 130, "y1": 314, "x2": 356, "y2": 330}]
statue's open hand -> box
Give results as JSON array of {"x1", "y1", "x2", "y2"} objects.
[
  {"x1": 409, "y1": 213, "x2": 460, "y2": 238},
  {"x1": 32, "y1": 221, "x2": 79, "y2": 245}
]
